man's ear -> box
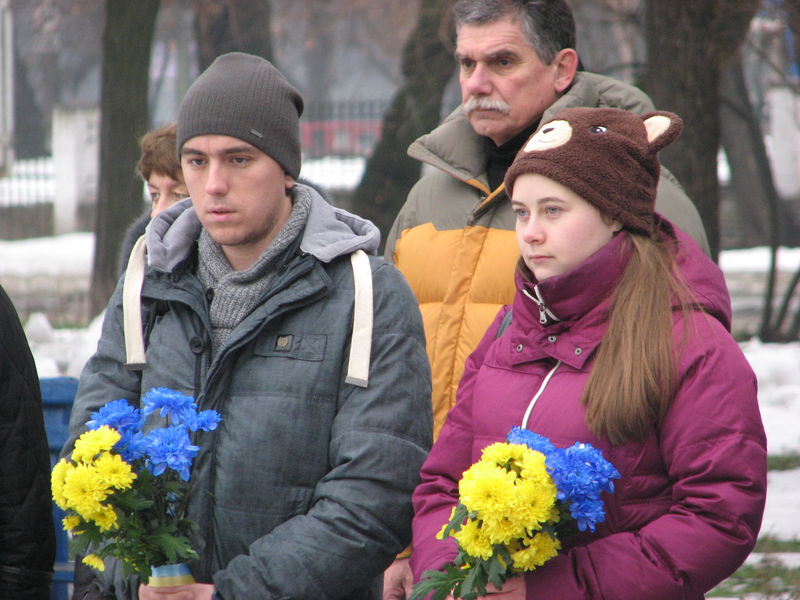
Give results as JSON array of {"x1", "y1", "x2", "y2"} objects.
[
  {"x1": 552, "y1": 48, "x2": 579, "y2": 94},
  {"x1": 284, "y1": 174, "x2": 295, "y2": 191}
]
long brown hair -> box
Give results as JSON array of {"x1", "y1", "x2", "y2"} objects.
[{"x1": 581, "y1": 232, "x2": 696, "y2": 445}]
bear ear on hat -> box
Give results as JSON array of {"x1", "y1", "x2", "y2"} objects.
[{"x1": 642, "y1": 111, "x2": 683, "y2": 154}]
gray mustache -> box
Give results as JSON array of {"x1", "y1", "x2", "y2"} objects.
[{"x1": 463, "y1": 97, "x2": 511, "y2": 114}]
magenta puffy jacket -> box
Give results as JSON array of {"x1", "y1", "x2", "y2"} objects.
[{"x1": 411, "y1": 222, "x2": 767, "y2": 600}]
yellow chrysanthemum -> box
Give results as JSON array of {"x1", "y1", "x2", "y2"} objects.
[
  {"x1": 453, "y1": 519, "x2": 494, "y2": 560},
  {"x1": 459, "y1": 460, "x2": 517, "y2": 522},
  {"x1": 481, "y1": 442, "x2": 526, "y2": 472},
  {"x1": 62, "y1": 515, "x2": 82, "y2": 533},
  {"x1": 517, "y1": 448, "x2": 550, "y2": 483},
  {"x1": 51, "y1": 459, "x2": 73, "y2": 510},
  {"x1": 512, "y1": 475, "x2": 558, "y2": 528},
  {"x1": 94, "y1": 451, "x2": 136, "y2": 490},
  {"x1": 510, "y1": 532, "x2": 561, "y2": 571},
  {"x1": 72, "y1": 427, "x2": 121, "y2": 464},
  {"x1": 86, "y1": 504, "x2": 118, "y2": 532},
  {"x1": 62, "y1": 463, "x2": 111, "y2": 517},
  {"x1": 479, "y1": 515, "x2": 526, "y2": 545},
  {"x1": 82, "y1": 553, "x2": 106, "y2": 572}
]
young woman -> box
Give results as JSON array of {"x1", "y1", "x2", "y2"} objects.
[{"x1": 410, "y1": 107, "x2": 766, "y2": 600}]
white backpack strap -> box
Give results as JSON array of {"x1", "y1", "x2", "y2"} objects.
[
  {"x1": 123, "y1": 235, "x2": 148, "y2": 369},
  {"x1": 345, "y1": 249, "x2": 373, "y2": 387}
]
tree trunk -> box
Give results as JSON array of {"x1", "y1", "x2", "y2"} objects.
[
  {"x1": 350, "y1": 0, "x2": 457, "y2": 250},
  {"x1": 89, "y1": 0, "x2": 160, "y2": 317},
  {"x1": 302, "y1": 1, "x2": 336, "y2": 107},
  {"x1": 13, "y1": 52, "x2": 47, "y2": 159},
  {"x1": 192, "y1": 0, "x2": 273, "y2": 72},
  {"x1": 643, "y1": 0, "x2": 759, "y2": 261},
  {"x1": 719, "y1": 56, "x2": 789, "y2": 248}
]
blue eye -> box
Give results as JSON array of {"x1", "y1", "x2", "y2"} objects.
[{"x1": 590, "y1": 126, "x2": 607, "y2": 134}]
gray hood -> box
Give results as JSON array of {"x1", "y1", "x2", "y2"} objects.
[{"x1": 146, "y1": 183, "x2": 380, "y2": 272}]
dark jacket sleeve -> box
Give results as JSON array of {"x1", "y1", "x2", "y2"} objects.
[
  {"x1": 213, "y1": 261, "x2": 434, "y2": 599},
  {"x1": 0, "y1": 285, "x2": 56, "y2": 599}
]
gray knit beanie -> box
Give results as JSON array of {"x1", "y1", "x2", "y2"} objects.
[{"x1": 177, "y1": 52, "x2": 304, "y2": 179}]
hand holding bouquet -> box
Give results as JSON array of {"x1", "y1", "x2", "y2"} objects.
[
  {"x1": 51, "y1": 388, "x2": 221, "y2": 582},
  {"x1": 410, "y1": 427, "x2": 620, "y2": 600}
]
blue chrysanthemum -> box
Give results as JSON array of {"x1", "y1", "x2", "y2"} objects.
[
  {"x1": 143, "y1": 426, "x2": 200, "y2": 481},
  {"x1": 117, "y1": 431, "x2": 147, "y2": 463},
  {"x1": 184, "y1": 409, "x2": 222, "y2": 432},
  {"x1": 506, "y1": 426, "x2": 557, "y2": 455},
  {"x1": 546, "y1": 442, "x2": 621, "y2": 532},
  {"x1": 142, "y1": 388, "x2": 197, "y2": 425},
  {"x1": 568, "y1": 497, "x2": 606, "y2": 532},
  {"x1": 87, "y1": 399, "x2": 143, "y2": 436}
]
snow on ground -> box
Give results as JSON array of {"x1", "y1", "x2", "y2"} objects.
[
  {"x1": 2, "y1": 234, "x2": 799, "y2": 541},
  {"x1": 719, "y1": 246, "x2": 800, "y2": 272}
]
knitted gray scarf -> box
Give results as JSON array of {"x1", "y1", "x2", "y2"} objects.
[{"x1": 197, "y1": 191, "x2": 311, "y2": 354}]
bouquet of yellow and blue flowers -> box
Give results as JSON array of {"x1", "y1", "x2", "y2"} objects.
[
  {"x1": 410, "y1": 427, "x2": 620, "y2": 600},
  {"x1": 51, "y1": 388, "x2": 221, "y2": 583}
]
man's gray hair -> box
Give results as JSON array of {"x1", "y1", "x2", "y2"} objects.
[{"x1": 453, "y1": 0, "x2": 576, "y2": 65}]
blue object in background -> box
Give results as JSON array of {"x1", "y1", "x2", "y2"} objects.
[{"x1": 41, "y1": 376, "x2": 78, "y2": 600}]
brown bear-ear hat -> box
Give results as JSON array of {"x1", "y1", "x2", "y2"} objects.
[{"x1": 504, "y1": 107, "x2": 683, "y2": 235}]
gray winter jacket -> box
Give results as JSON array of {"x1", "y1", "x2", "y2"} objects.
[{"x1": 64, "y1": 185, "x2": 433, "y2": 599}]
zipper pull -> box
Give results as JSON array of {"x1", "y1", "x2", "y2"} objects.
[{"x1": 522, "y1": 287, "x2": 550, "y2": 324}]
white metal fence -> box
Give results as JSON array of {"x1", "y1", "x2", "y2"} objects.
[{"x1": 0, "y1": 157, "x2": 54, "y2": 205}]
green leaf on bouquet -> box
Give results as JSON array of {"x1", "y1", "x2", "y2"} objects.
[
  {"x1": 461, "y1": 560, "x2": 490, "y2": 599},
  {"x1": 442, "y1": 503, "x2": 469, "y2": 538},
  {"x1": 409, "y1": 563, "x2": 469, "y2": 600},
  {"x1": 155, "y1": 532, "x2": 198, "y2": 565},
  {"x1": 487, "y1": 545, "x2": 512, "y2": 588}
]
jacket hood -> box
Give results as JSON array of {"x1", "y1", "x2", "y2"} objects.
[
  {"x1": 668, "y1": 219, "x2": 732, "y2": 329},
  {"x1": 145, "y1": 183, "x2": 380, "y2": 272}
]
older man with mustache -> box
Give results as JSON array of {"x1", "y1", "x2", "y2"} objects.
[{"x1": 381, "y1": 2, "x2": 709, "y2": 598}]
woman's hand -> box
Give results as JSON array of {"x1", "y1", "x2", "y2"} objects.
[
  {"x1": 448, "y1": 575, "x2": 526, "y2": 599},
  {"x1": 383, "y1": 557, "x2": 414, "y2": 599},
  {"x1": 138, "y1": 582, "x2": 215, "y2": 600}
]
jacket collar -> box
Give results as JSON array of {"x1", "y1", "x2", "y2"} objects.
[
  {"x1": 504, "y1": 217, "x2": 733, "y2": 368},
  {"x1": 145, "y1": 184, "x2": 379, "y2": 274},
  {"x1": 516, "y1": 230, "x2": 629, "y2": 325},
  {"x1": 506, "y1": 232, "x2": 630, "y2": 368},
  {"x1": 406, "y1": 72, "x2": 656, "y2": 188}
]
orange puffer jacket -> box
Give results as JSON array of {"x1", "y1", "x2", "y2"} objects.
[{"x1": 385, "y1": 71, "x2": 709, "y2": 439}]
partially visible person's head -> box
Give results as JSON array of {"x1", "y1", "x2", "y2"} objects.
[
  {"x1": 505, "y1": 107, "x2": 683, "y2": 279},
  {"x1": 136, "y1": 123, "x2": 188, "y2": 217},
  {"x1": 454, "y1": 0, "x2": 576, "y2": 63},
  {"x1": 453, "y1": 0, "x2": 578, "y2": 145},
  {"x1": 176, "y1": 52, "x2": 305, "y2": 270}
]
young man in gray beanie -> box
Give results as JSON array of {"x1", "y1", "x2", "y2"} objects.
[{"x1": 63, "y1": 52, "x2": 432, "y2": 600}]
